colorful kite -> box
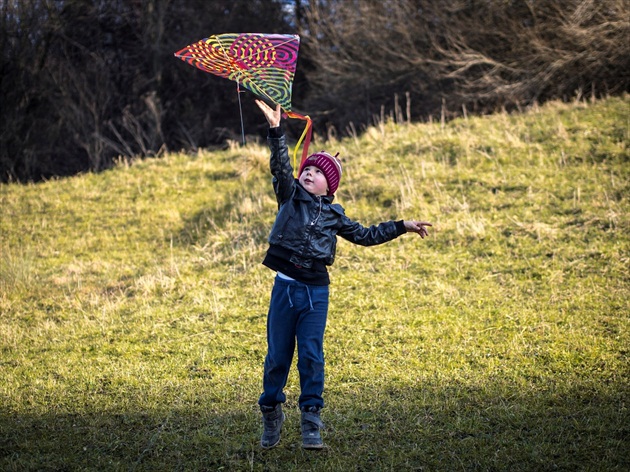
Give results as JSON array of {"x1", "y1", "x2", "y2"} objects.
[{"x1": 174, "y1": 33, "x2": 312, "y2": 169}]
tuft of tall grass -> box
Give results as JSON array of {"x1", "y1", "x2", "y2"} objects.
[{"x1": 0, "y1": 246, "x2": 34, "y2": 293}]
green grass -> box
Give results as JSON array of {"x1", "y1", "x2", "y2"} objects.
[{"x1": 1, "y1": 96, "x2": 628, "y2": 471}]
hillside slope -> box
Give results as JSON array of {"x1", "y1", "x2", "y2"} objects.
[{"x1": 1, "y1": 96, "x2": 628, "y2": 471}]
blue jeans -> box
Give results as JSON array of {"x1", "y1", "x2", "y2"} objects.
[{"x1": 259, "y1": 276, "x2": 329, "y2": 410}]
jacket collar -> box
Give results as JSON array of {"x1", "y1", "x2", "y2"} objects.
[{"x1": 295, "y1": 181, "x2": 335, "y2": 203}]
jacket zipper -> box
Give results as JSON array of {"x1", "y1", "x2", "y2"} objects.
[{"x1": 310, "y1": 196, "x2": 322, "y2": 226}]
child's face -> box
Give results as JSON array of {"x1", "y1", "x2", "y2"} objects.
[{"x1": 299, "y1": 165, "x2": 328, "y2": 196}]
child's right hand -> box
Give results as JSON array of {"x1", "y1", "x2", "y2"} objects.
[{"x1": 255, "y1": 100, "x2": 282, "y2": 128}]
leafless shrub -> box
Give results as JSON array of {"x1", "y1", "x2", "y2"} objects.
[
  {"x1": 299, "y1": 0, "x2": 629, "y2": 132},
  {"x1": 1, "y1": 0, "x2": 291, "y2": 182}
]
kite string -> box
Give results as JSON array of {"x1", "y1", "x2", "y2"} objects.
[{"x1": 236, "y1": 78, "x2": 246, "y2": 146}]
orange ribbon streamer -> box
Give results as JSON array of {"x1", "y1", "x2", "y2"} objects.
[{"x1": 285, "y1": 111, "x2": 313, "y2": 175}]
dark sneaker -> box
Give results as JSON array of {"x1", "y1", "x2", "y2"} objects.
[
  {"x1": 260, "y1": 404, "x2": 285, "y2": 449},
  {"x1": 301, "y1": 409, "x2": 325, "y2": 449}
]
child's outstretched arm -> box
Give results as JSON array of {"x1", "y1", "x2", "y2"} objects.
[
  {"x1": 255, "y1": 100, "x2": 281, "y2": 128},
  {"x1": 403, "y1": 220, "x2": 432, "y2": 239}
]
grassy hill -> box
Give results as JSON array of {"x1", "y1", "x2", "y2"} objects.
[{"x1": 1, "y1": 96, "x2": 628, "y2": 471}]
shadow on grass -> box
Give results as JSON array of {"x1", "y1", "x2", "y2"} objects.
[
  {"x1": 1, "y1": 382, "x2": 628, "y2": 471},
  {"x1": 1, "y1": 408, "x2": 258, "y2": 471},
  {"x1": 175, "y1": 203, "x2": 234, "y2": 247},
  {"x1": 175, "y1": 201, "x2": 270, "y2": 250}
]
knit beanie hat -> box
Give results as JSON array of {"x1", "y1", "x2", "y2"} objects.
[{"x1": 299, "y1": 151, "x2": 343, "y2": 196}]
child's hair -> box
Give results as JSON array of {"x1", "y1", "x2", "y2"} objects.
[{"x1": 299, "y1": 152, "x2": 342, "y2": 195}]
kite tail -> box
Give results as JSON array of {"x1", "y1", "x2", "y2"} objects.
[{"x1": 285, "y1": 111, "x2": 312, "y2": 174}]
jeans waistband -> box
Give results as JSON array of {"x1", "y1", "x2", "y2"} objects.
[{"x1": 274, "y1": 275, "x2": 328, "y2": 311}]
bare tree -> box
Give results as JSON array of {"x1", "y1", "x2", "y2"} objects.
[
  {"x1": 0, "y1": 0, "x2": 293, "y2": 182},
  {"x1": 429, "y1": 0, "x2": 630, "y2": 104},
  {"x1": 299, "y1": 0, "x2": 629, "y2": 132}
]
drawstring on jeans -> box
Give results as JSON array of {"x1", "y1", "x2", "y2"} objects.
[
  {"x1": 306, "y1": 285, "x2": 314, "y2": 311},
  {"x1": 285, "y1": 283, "x2": 314, "y2": 311},
  {"x1": 286, "y1": 286, "x2": 294, "y2": 308}
]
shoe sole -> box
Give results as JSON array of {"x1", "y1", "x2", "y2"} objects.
[
  {"x1": 302, "y1": 443, "x2": 326, "y2": 450},
  {"x1": 260, "y1": 439, "x2": 281, "y2": 449}
]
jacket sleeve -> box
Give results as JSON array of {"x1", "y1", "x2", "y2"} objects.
[
  {"x1": 268, "y1": 126, "x2": 296, "y2": 205},
  {"x1": 338, "y1": 214, "x2": 407, "y2": 246}
]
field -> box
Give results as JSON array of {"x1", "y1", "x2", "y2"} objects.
[{"x1": 1, "y1": 96, "x2": 628, "y2": 471}]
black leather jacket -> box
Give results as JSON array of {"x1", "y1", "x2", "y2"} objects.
[{"x1": 266, "y1": 131, "x2": 406, "y2": 269}]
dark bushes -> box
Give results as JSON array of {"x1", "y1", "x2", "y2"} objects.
[{"x1": 1, "y1": 0, "x2": 628, "y2": 182}]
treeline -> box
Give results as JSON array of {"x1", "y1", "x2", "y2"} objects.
[{"x1": 1, "y1": 0, "x2": 628, "y2": 182}]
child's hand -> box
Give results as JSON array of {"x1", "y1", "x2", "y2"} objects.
[
  {"x1": 255, "y1": 100, "x2": 282, "y2": 128},
  {"x1": 404, "y1": 220, "x2": 432, "y2": 238}
]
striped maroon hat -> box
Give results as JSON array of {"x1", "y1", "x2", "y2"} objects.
[{"x1": 299, "y1": 151, "x2": 343, "y2": 196}]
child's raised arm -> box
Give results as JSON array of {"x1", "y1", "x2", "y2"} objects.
[
  {"x1": 255, "y1": 100, "x2": 281, "y2": 128},
  {"x1": 404, "y1": 220, "x2": 432, "y2": 239}
]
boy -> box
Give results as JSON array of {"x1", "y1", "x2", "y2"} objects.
[{"x1": 255, "y1": 100, "x2": 431, "y2": 450}]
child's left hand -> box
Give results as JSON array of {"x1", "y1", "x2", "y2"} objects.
[{"x1": 404, "y1": 220, "x2": 432, "y2": 238}]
